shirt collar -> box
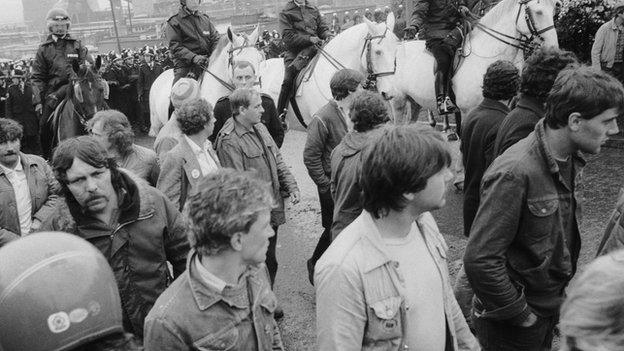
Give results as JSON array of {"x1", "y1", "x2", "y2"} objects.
[
  {"x1": 183, "y1": 135, "x2": 208, "y2": 155},
  {"x1": 0, "y1": 156, "x2": 23, "y2": 174}
]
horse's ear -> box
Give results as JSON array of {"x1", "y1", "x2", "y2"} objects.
[
  {"x1": 227, "y1": 27, "x2": 235, "y2": 43},
  {"x1": 386, "y1": 12, "x2": 396, "y2": 34},
  {"x1": 249, "y1": 26, "x2": 259, "y2": 44},
  {"x1": 363, "y1": 16, "x2": 377, "y2": 34},
  {"x1": 95, "y1": 55, "x2": 102, "y2": 71}
]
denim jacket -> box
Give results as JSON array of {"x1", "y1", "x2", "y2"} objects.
[
  {"x1": 315, "y1": 211, "x2": 479, "y2": 351},
  {"x1": 464, "y1": 119, "x2": 584, "y2": 320},
  {"x1": 144, "y1": 251, "x2": 284, "y2": 351}
]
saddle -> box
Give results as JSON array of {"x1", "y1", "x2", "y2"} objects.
[{"x1": 293, "y1": 52, "x2": 322, "y2": 97}]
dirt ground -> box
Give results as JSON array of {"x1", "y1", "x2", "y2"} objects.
[{"x1": 138, "y1": 128, "x2": 624, "y2": 351}]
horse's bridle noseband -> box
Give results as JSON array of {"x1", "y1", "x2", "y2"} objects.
[
  {"x1": 361, "y1": 27, "x2": 397, "y2": 91},
  {"x1": 473, "y1": 0, "x2": 556, "y2": 57}
]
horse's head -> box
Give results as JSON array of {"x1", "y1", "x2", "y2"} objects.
[
  {"x1": 226, "y1": 26, "x2": 264, "y2": 77},
  {"x1": 515, "y1": 0, "x2": 559, "y2": 51},
  {"x1": 71, "y1": 58, "x2": 108, "y2": 121},
  {"x1": 361, "y1": 13, "x2": 400, "y2": 100}
]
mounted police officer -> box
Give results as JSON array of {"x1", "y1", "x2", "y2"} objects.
[
  {"x1": 405, "y1": 0, "x2": 487, "y2": 115},
  {"x1": 276, "y1": 0, "x2": 333, "y2": 119},
  {"x1": 31, "y1": 8, "x2": 87, "y2": 159},
  {"x1": 166, "y1": 0, "x2": 220, "y2": 85}
]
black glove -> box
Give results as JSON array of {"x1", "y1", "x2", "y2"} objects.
[
  {"x1": 403, "y1": 26, "x2": 418, "y2": 40},
  {"x1": 442, "y1": 27, "x2": 463, "y2": 48},
  {"x1": 458, "y1": 5, "x2": 471, "y2": 17},
  {"x1": 45, "y1": 94, "x2": 58, "y2": 108},
  {"x1": 192, "y1": 55, "x2": 209, "y2": 67}
]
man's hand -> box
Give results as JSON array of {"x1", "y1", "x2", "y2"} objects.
[
  {"x1": 458, "y1": 5, "x2": 471, "y2": 16},
  {"x1": 403, "y1": 26, "x2": 419, "y2": 40},
  {"x1": 45, "y1": 94, "x2": 58, "y2": 108},
  {"x1": 290, "y1": 190, "x2": 300, "y2": 205},
  {"x1": 517, "y1": 312, "x2": 539, "y2": 327},
  {"x1": 310, "y1": 36, "x2": 322, "y2": 45},
  {"x1": 324, "y1": 34, "x2": 335, "y2": 42},
  {"x1": 192, "y1": 55, "x2": 209, "y2": 67},
  {"x1": 30, "y1": 219, "x2": 42, "y2": 233},
  {"x1": 35, "y1": 103, "x2": 42, "y2": 115}
]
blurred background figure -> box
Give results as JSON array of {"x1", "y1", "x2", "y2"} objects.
[{"x1": 560, "y1": 249, "x2": 624, "y2": 351}]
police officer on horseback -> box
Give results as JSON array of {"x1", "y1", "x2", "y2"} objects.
[
  {"x1": 166, "y1": 0, "x2": 220, "y2": 85},
  {"x1": 276, "y1": 0, "x2": 333, "y2": 119},
  {"x1": 31, "y1": 7, "x2": 88, "y2": 159},
  {"x1": 405, "y1": 0, "x2": 486, "y2": 115}
]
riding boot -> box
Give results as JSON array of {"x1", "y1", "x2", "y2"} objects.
[
  {"x1": 277, "y1": 65, "x2": 298, "y2": 114},
  {"x1": 434, "y1": 69, "x2": 457, "y2": 115}
]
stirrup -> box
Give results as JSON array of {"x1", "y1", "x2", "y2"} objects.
[{"x1": 437, "y1": 96, "x2": 457, "y2": 115}]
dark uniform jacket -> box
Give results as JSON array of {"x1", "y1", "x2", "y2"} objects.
[
  {"x1": 279, "y1": 0, "x2": 331, "y2": 65},
  {"x1": 493, "y1": 94, "x2": 545, "y2": 157},
  {"x1": 31, "y1": 34, "x2": 87, "y2": 101},
  {"x1": 460, "y1": 98, "x2": 510, "y2": 237},
  {"x1": 137, "y1": 62, "x2": 163, "y2": 100},
  {"x1": 5, "y1": 83, "x2": 40, "y2": 137},
  {"x1": 40, "y1": 170, "x2": 190, "y2": 337},
  {"x1": 410, "y1": 0, "x2": 484, "y2": 40},
  {"x1": 166, "y1": 6, "x2": 220, "y2": 69},
  {"x1": 211, "y1": 93, "x2": 285, "y2": 147}
]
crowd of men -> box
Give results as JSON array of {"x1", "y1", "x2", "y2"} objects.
[{"x1": 4, "y1": 0, "x2": 624, "y2": 350}]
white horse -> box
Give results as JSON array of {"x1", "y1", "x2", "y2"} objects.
[
  {"x1": 391, "y1": 0, "x2": 560, "y2": 124},
  {"x1": 149, "y1": 27, "x2": 263, "y2": 136},
  {"x1": 258, "y1": 14, "x2": 400, "y2": 128}
]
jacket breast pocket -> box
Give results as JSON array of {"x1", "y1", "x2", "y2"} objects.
[
  {"x1": 365, "y1": 296, "x2": 403, "y2": 342},
  {"x1": 525, "y1": 197, "x2": 559, "y2": 244},
  {"x1": 241, "y1": 146, "x2": 265, "y2": 169},
  {"x1": 194, "y1": 327, "x2": 239, "y2": 351}
]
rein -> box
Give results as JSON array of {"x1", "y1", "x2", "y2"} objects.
[
  {"x1": 361, "y1": 27, "x2": 396, "y2": 91},
  {"x1": 469, "y1": 0, "x2": 555, "y2": 57}
]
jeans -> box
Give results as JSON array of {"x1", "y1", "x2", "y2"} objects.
[
  {"x1": 267, "y1": 225, "x2": 279, "y2": 286},
  {"x1": 453, "y1": 264, "x2": 474, "y2": 328},
  {"x1": 473, "y1": 312, "x2": 557, "y2": 351},
  {"x1": 309, "y1": 189, "x2": 334, "y2": 266}
]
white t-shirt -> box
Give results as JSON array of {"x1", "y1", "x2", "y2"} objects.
[{"x1": 383, "y1": 223, "x2": 445, "y2": 351}]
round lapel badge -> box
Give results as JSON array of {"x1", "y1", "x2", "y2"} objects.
[{"x1": 191, "y1": 169, "x2": 201, "y2": 179}]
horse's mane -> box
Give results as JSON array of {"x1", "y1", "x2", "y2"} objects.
[
  {"x1": 209, "y1": 34, "x2": 231, "y2": 62},
  {"x1": 478, "y1": 0, "x2": 520, "y2": 27}
]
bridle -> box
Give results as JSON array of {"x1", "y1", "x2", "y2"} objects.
[
  {"x1": 201, "y1": 35, "x2": 259, "y2": 92},
  {"x1": 472, "y1": 0, "x2": 555, "y2": 57},
  {"x1": 361, "y1": 27, "x2": 397, "y2": 91}
]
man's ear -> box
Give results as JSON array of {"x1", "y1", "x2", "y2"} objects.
[
  {"x1": 568, "y1": 112, "x2": 582, "y2": 132},
  {"x1": 230, "y1": 232, "x2": 243, "y2": 252},
  {"x1": 403, "y1": 193, "x2": 416, "y2": 201}
]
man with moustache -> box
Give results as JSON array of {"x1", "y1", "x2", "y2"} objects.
[
  {"x1": 40, "y1": 136, "x2": 190, "y2": 339},
  {"x1": 144, "y1": 169, "x2": 284, "y2": 350},
  {"x1": 464, "y1": 67, "x2": 624, "y2": 350},
  {"x1": 0, "y1": 118, "x2": 59, "y2": 247}
]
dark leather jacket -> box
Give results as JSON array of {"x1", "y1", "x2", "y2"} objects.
[
  {"x1": 410, "y1": 0, "x2": 485, "y2": 40},
  {"x1": 31, "y1": 34, "x2": 87, "y2": 101},
  {"x1": 279, "y1": 0, "x2": 331, "y2": 63},
  {"x1": 40, "y1": 170, "x2": 190, "y2": 337},
  {"x1": 464, "y1": 120, "x2": 584, "y2": 320},
  {"x1": 166, "y1": 6, "x2": 220, "y2": 69}
]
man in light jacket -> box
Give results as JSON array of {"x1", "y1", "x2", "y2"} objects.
[
  {"x1": 316, "y1": 125, "x2": 479, "y2": 351},
  {"x1": 592, "y1": 1, "x2": 624, "y2": 81}
]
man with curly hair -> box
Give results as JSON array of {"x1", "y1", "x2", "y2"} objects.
[
  {"x1": 157, "y1": 98, "x2": 220, "y2": 211},
  {"x1": 494, "y1": 47, "x2": 579, "y2": 156},
  {"x1": 464, "y1": 67, "x2": 623, "y2": 350},
  {"x1": 88, "y1": 110, "x2": 160, "y2": 186},
  {"x1": 329, "y1": 90, "x2": 390, "y2": 240},
  {"x1": 145, "y1": 169, "x2": 284, "y2": 350}
]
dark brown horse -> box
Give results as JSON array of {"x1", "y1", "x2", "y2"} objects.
[{"x1": 47, "y1": 57, "x2": 108, "y2": 151}]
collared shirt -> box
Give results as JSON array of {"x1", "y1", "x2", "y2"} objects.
[
  {"x1": 183, "y1": 135, "x2": 219, "y2": 176},
  {"x1": 194, "y1": 256, "x2": 227, "y2": 293},
  {"x1": 0, "y1": 157, "x2": 32, "y2": 234}
]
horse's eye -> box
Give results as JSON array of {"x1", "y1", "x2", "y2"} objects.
[{"x1": 375, "y1": 50, "x2": 382, "y2": 55}]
